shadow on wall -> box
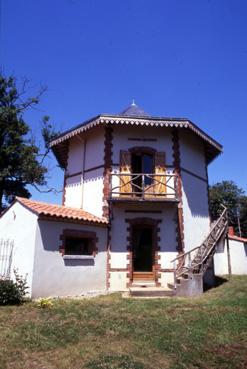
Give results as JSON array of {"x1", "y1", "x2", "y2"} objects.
[
  {"x1": 67, "y1": 175, "x2": 103, "y2": 187},
  {"x1": 182, "y1": 172, "x2": 209, "y2": 219},
  {"x1": 84, "y1": 176, "x2": 103, "y2": 183},
  {"x1": 215, "y1": 241, "x2": 225, "y2": 254},
  {"x1": 64, "y1": 259, "x2": 95, "y2": 267},
  {"x1": 38, "y1": 220, "x2": 106, "y2": 256}
]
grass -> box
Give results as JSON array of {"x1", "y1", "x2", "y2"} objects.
[{"x1": 0, "y1": 276, "x2": 246, "y2": 369}]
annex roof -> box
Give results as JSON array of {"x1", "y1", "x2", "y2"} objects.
[
  {"x1": 228, "y1": 234, "x2": 247, "y2": 243},
  {"x1": 50, "y1": 105, "x2": 223, "y2": 168},
  {"x1": 15, "y1": 197, "x2": 108, "y2": 225},
  {"x1": 228, "y1": 227, "x2": 247, "y2": 243}
]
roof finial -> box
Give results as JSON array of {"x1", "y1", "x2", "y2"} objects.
[{"x1": 131, "y1": 99, "x2": 136, "y2": 106}]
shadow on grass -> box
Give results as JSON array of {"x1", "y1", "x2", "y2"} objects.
[{"x1": 203, "y1": 276, "x2": 229, "y2": 292}]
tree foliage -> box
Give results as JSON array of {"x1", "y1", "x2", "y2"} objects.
[
  {"x1": 209, "y1": 180, "x2": 247, "y2": 237},
  {"x1": 0, "y1": 74, "x2": 58, "y2": 210}
]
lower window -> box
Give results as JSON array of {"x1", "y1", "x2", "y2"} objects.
[
  {"x1": 65, "y1": 237, "x2": 91, "y2": 255},
  {"x1": 60, "y1": 230, "x2": 98, "y2": 257}
]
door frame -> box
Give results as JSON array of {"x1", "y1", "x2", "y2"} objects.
[
  {"x1": 125, "y1": 217, "x2": 162, "y2": 286},
  {"x1": 132, "y1": 223, "x2": 155, "y2": 277}
]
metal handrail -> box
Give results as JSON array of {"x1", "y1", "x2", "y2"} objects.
[
  {"x1": 171, "y1": 206, "x2": 227, "y2": 263},
  {"x1": 172, "y1": 206, "x2": 228, "y2": 282}
]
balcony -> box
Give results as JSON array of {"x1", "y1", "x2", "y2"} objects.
[{"x1": 110, "y1": 172, "x2": 178, "y2": 202}]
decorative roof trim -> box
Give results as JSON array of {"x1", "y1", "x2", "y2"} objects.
[{"x1": 50, "y1": 114, "x2": 223, "y2": 153}]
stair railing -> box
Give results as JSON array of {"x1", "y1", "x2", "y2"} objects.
[{"x1": 171, "y1": 205, "x2": 228, "y2": 286}]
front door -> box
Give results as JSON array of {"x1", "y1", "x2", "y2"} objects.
[{"x1": 132, "y1": 225, "x2": 154, "y2": 280}]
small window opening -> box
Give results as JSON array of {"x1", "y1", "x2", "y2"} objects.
[{"x1": 65, "y1": 237, "x2": 91, "y2": 255}]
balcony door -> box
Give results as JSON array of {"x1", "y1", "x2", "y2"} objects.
[
  {"x1": 119, "y1": 149, "x2": 167, "y2": 197},
  {"x1": 131, "y1": 151, "x2": 154, "y2": 194}
]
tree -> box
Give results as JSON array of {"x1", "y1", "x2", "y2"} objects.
[
  {"x1": 239, "y1": 196, "x2": 247, "y2": 238},
  {"x1": 0, "y1": 74, "x2": 58, "y2": 211},
  {"x1": 209, "y1": 180, "x2": 247, "y2": 237}
]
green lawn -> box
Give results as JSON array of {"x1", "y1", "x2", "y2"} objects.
[{"x1": 0, "y1": 276, "x2": 246, "y2": 369}]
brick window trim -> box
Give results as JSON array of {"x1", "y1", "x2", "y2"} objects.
[{"x1": 59, "y1": 229, "x2": 98, "y2": 257}]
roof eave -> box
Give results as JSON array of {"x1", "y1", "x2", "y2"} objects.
[
  {"x1": 49, "y1": 114, "x2": 101, "y2": 148},
  {"x1": 50, "y1": 114, "x2": 223, "y2": 166},
  {"x1": 38, "y1": 214, "x2": 108, "y2": 226}
]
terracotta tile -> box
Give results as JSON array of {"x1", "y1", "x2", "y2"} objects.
[{"x1": 16, "y1": 197, "x2": 108, "y2": 225}]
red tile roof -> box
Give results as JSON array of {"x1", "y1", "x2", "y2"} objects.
[
  {"x1": 228, "y1": 234, "x2": 247, "y2": 243},
  {"x1": 228, "y1": 226, "x2": 247, "y2": 243},
  {"x1": 16, "y1": 197, "x2": 108, "y2": 225}
]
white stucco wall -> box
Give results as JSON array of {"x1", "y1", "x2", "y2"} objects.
[
  {"x1": 180, "y1": 130, "x2": 207, "y2": 178},
  {"x1": 214, "y1": 238, "x2": 247, "y2": 275},
  {"x1": 67, "y1": 137, "x2": 85, "y2": 175},
  {"x1": 182, "y1": 172, "x2": 210, "y2": 252},
  {"x1": 64, "y1": 127, "x2": 105, "y2": 216},
  {"x1": 112, "y1": 126, "x2": 174, "y2": 165},
  {"x1": 0, "y1": 202, "x2": 37, "y2": 295},
  {"x1": 83, "y1": 128, "x2": 105, "y2": 217},
  {"x1": 64, "y1": 175, "x2": 83, "y2": 209},
  {"x1": 179, "y1": 130, "x2": 210, "y2": 252},
  {"x1": 31, "y1": 220, "x2": 108, "y2": 298},
  {"x1": 83, "y1": 168, "x2": 104, "y2": 217},
  {"x1": 64, "y1": 137, "x2": 84, "y2": 209},
  {"x1": 84, "y1": 127, "x2": 104, "y2": 170}
]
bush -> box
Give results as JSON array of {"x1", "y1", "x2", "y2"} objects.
[
  {"x1": 0, "y1": 270, "x2": 28, "y2": 305},
  {"x1": 0, "y1": 279, "x2": 21, "y2": 305}
]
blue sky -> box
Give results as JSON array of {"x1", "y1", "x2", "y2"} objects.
[{"x1": 1, "y1": 0, "x2": 247, "y2": 204}]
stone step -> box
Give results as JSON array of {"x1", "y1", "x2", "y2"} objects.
[
  {"x1": 131, "y1": 281, "x2": 156, "y2": 287},
  {"x1": 129, "y1": 287, "x2": 175, "y2": 298}
]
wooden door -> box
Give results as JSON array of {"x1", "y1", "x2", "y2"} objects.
[{"x1": 132, "y1": 225, "x2": 154, "y2": 280}]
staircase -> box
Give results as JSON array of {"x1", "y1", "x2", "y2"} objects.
[
  {"x1": 128, "y1": 275, "x2": 175, "y2": 298},
  {"x1": 170, "y1": 206, "x2": 228, "y2": 296}
]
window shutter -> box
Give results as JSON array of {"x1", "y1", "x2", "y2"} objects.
[
  {"x1": 120, "y1": 151, "x2": 132, "y2": 195},
  {"x1": 154, "y1": 152, "x2": 166, "y2": 196}
]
